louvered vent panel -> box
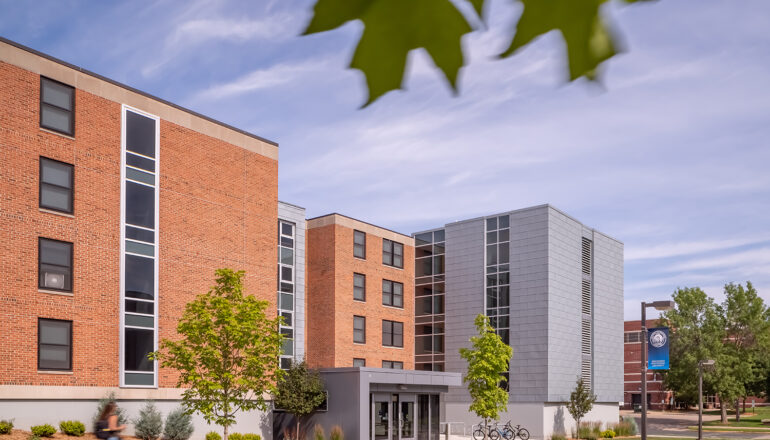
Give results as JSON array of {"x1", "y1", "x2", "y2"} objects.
[
  {"x1": 582, "y1": 237, "x2": 592, "y2": 275},
  {"x1": 581, "y1": 320, "x2": 592, "y2": 355},
  {"x1": 581, "y1": 357, "x2": 592, "y2": 390},
  {"x1": 582, "y1": 280, "x2": 591, "y2": 316}
]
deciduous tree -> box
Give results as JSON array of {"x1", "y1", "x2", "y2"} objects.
[
  {"x1": 566, "y1": 377, "x2": 596, "y2": 438},
  {"x1": 151, "y1": 269, "x2": 284, "y2": 440},
  {"x1": 459, "y1": 314, "x2": 513, "y2": 428},
  {"x1": 274, "y1": 360, "x2": 327, "y2": 440}
]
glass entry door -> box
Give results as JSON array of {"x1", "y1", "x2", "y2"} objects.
[
  {"x1": 372, "y1": 394, "x2": 391, "y2": 440},
  {"x1": 399, "y1": 394, "x2": 416, "y2": 440}
]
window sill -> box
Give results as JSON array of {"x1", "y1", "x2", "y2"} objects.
[
  {"x1": 353, "y1": 342, "x2": 366, "y2": 345},
  {"x1": 38, "y1": 289, "x2": 74, "y2": 297},
  {"x1": 39, "y1": 208, "x2": 74, "y2": 218},
  {"x1": 38, "y1": 370, "x2": 73, "y2": 375},
  {"x1": 382, "y1": 346, "x2": 404, "y2": 350},
  {"x1": 353, "y1": 256, "x2": 367, "y2": 261},
  {"x1": 382, "y1": 264, "x2": 405, "y2": 271},
  {"x1": 382, "y1": 304, "x2": 405, "y2": 310},
  {"x1": 353, "y1": 299, "x2": 366, "y2": 303},
  {"x1": 40, "y1": 127, "x2": 75, "y2": 140}
]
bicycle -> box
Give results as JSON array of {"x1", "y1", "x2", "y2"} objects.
[
  {"x1": 472, "y1": 423, "x2": 512, "y2": 440},
  {"x1": 501, "y1": 421, "x2": 529, "y2": 440}
]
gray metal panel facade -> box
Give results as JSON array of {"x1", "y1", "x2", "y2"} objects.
[
  {"x1": 278, "y1": 201, "x2": 306, "y2": 361},
  {"x1": 546, "y1": 208, "x2": 586, "y2": 401},
  {"x1": 443, "y1": 218, "x2": 485, "y2": 403},
  {"x1": 592, "y1": 232, "x2": 624, "y2": 402},
  {"x1": 508, "y1": 207, "x2": 550, "y2": 402},
  {"x1": 427, "y1": 204, "x2": 623, "y2": 407}
]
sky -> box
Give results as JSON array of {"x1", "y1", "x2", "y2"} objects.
[{"x1": 2, "y1": 0, "x2": 769, "y2": 320}]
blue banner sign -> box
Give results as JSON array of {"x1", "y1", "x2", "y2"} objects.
[{"x1": 647, "y1": 327, "x2": 670, "y2": 370}]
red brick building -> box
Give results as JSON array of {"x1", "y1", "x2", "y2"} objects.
[
  {"x1": 305, "y1": 214, "x2": 415, "y2": 369},
  {"x1": 0, "y1": 37, "x2": 279, "y2": 431},
  {"x1": 623, "y1": 320, "x2": 674, "y2": 410}
]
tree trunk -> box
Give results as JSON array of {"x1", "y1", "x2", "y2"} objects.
[
  {"x1": 735, "y1": 399, "x2": 740, "y2": 422},
  {"x1": 720, "y1": 399, "x2": 727, "y2": 424},
  {"x1": 296, "y1": 417, "x2": 300, "y2": 440},
  {"x1": 224, "y1": 425, "x2": 228, "y2": 440}
]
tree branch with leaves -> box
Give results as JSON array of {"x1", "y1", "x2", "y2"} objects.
[
  {"x1": 459, "y1": 314, "x2": 513, "y2": 429},
  {"x1": 150, "y1": 269, "x2": 284, "y2": 440}
]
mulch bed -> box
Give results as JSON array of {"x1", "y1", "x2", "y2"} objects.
[{"x1": 5, "y1": 431, "x2": 139, "y2": 440}]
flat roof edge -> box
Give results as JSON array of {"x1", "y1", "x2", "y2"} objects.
[{"x1": 0, "y1": 36, "x2": 278, "y2": 148}]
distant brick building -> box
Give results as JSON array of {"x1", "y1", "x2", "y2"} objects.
[
  {"x1": 624, "y1": 320, "x2": 674, "y2": 410},
  {"x1": 305, "y1": 213, "x2": 415, "y2": 370}
]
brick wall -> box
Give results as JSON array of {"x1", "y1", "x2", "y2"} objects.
[
  {"x1": 306, "y1": 217, "x2": 414, "y2": 369},
  {"x1": 0, "y1": 60, "x2": 278, "y2": 388}
]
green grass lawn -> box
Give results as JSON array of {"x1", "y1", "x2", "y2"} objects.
[{"x1": 702, "y1": 405, "x2": 770, "y2": 428}]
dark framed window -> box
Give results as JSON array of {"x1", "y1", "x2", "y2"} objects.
[
  {"x1": 39, "y1": 157, "x2": 74, "y2": 214},
  {"x1": 382, "y1": 360, "x2": 403, "y2": 369},
  {"x1": 40, "y1": 77, "x2": 75, "y2": 136},
  {"x1": 354, "y1": 315, "x2": 366, "y2": 343},
  {"x1": 354, "y1": 230, "x2": 366, "y2": 259},
  {"x1": 38, "y1": 238, "x2": 73, "y2": 292},
  {"x1": 354, "y1": 273, "x2": 366, "y2": 301},
  {"x1": 353, "y1": 358, "x2": 366, "y2": 367},
  {"x1": 382, "y1": 320, "x2": 403, "y2": 347},
  {"x1": 382, "y1": 280, "x2": 404, "y2": 308},
  {"x1": 38, "y1": 318, "x2": 72, "y2": 371},
  {"x1": 383, "y1": 239, "x2": 404, "y2": 268}
]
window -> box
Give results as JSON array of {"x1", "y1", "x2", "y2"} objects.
[
  {"x1": 38, "y1": 318, "x2": 72, "y2": 371},
  {"x1": 39, "y1": 157, "x2": 74, "y2": 214},
  {"x1": 354, "y1": 273, "x2": 366, "y2": 301},
  {"x1": 354, "y1": 316, "x2": 366, "y2": 343},
  {"x1": 382, "y1": 239, "x2": 404, "y2": 268},
  {"x1": 40, "y1": 77, "x2": 75, "y2": 136},
  {"x1": 382, "y1": 360, "x2": 403, "y2": 369},
  {"x1": 353, "y1": 358, "x2": 366, "y2": 367},
  {"x1": 38, "y1": 238, "x2": 73, "y2": 292},
  {"x1": 382, "y1": 320, "x2": 403, "y2": 347},
  {"x1": 382, "y1": 280, "x2": 404, "y2": 308},
  {"x1": 354, "y1": 230, "x2": 366, "y2": 259},
  {"x1": 624, "y1": 331, "x2": 642, "y2": 344}
]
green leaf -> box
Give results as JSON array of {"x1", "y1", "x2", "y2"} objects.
[
  {"x1": 499, "y1": 0, "x2": 618, "y2": 81},
  {"x1": 303, "y1": 0, "x2": 472, "y2": 106}
]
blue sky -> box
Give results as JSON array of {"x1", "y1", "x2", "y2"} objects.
[{"x1": 3, "y1": 0, "x2": 769, "y2": 320}]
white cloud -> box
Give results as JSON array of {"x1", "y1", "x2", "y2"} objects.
[
  {"x1": 167, "y1": 17, "x2": 292, "y2": 47},
  {"x1": 667, "y1": 248, "x2": 770, "y2": 273},
  {"x1": 626, "y1": 237, "x2": 770, "y2": 261},
  {"x1": 193, "y1": 58, "x2": 332, "y2": 101}
]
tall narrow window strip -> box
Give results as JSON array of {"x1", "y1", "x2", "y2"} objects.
[
  {"x1": 40, "y1": 77, "x2": 75, "y2": 136},
  {"x1": 354, "y1": 230, "x2": 366, "y2": 259},
  {"x1": 278, "y1": 220, "x2": 296, "y2": 368},
  {"x1": 38, "y1": 318, "x2": 72, "y2": 371},
  {"x1": 121, "y1": 107, "x2": 158, "y2": 387},
  {"x1": 38, "y1": 238, "x2": 73, "y2": 292},
  {"x1": 39, "y1": 157, "x2": 74, "y2": 214}
]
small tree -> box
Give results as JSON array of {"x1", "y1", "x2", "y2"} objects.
[
  {"x1": 274, "y1": 360, "x2": 327, "y2": 440},
  {"x1": 459, "y1": 314, "x2": 513, "y2": 430},
  {"x1": 567, "y1": 378, "x2": 596, "y2": 438},
  {"x1": 92, "y1": 393, "x2": 128, "y2": 427},
  {"x1": 134, "y1": 400, "x2": 163, "y2": 440},
  {"x1": 151, "y1": 269, "x2": 284, "y2": 440}
]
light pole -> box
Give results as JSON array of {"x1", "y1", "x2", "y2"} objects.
[
  {"x1": 640, "y1": 300, "x2": 675, "y2": 440},
  {"x1": 698, "y1": 360, "x2": 715, "y2": 440}
]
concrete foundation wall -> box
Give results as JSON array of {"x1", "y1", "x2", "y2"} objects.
[
  {"x1": 543, "y1": 402, "x2": 619, "y2": 438},
  {"x1": 0, "y1": 400, "x2": 272, "y2": 440}
]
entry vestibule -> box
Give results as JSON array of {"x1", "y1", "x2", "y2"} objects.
[{"x1": 372, "y1": 393, "x2": 440, "y2": 440}]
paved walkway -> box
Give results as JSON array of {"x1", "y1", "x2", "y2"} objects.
[{"x1": 624, "y1": 410, "x2": 770, "y2": 439}]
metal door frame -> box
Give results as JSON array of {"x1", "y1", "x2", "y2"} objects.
[{"x1": 372, "y1": 393, "x2": 393, "y2": 440}]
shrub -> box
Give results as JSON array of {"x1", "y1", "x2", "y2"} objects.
[
  {"x1": 92, "y1": 393, "x2": 128, "y2": 427},
  {"x1": 241, "y1": 435, "x2": 260, "y2": 440},
  {"x1": 28, "y1": 435, "x2": 40, "y2": 440},
  {"x1": 59, "y1": 421, "x2": 86, "y2": 436},
  {"x1": 329, "y1": 426, "x2": 343, "y2": 440},
  {"x1": 550, "y1": 435, "x2": 567, "y2": 440},
  {"x1": 622, "y1": 416, "x2": 637, "y2": 435},
  {"x1": 600, "y1": 430, "x2": 615, "y2": 439},
  {"x1": 30, "y1": 425, "x2": 56, "y2": 437},
  {"x1": 228, "y1": 434, "x2": 243, "y2": 440},
  {"x1": 163, "y1": 408, "x2": 193, "y2": 440},
  {"x1": 205, "y1": 432, "x2": 221, "y2": 440},
  {"x1": 0, "y1": 420, "x2": 13, "y2": 435},
  {"x1": 314, "y1": 424, "x2": 326, "y2": 440},
  {"x1": 135, "y1": 401, "x2": 163, "y2": 440}
]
